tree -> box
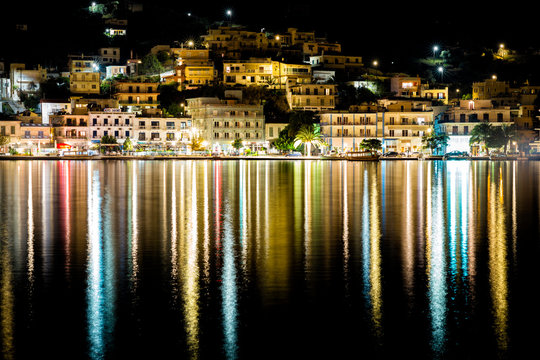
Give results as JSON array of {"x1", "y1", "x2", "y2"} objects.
[
  {"x1": 123, "y1": 137, "x2": 133, "y2": 152},
  {"x1": 359, "y1": 139, "x2": 382, "y2": 153},
  {"x1": 0, "y1": 135, "x2": 10, "y2": 152},
  {"x1": 231, "y1": 138, "x2": 243, "y2": 152},
  {"x1": 140, "y1": 53, "x2": 164, "y2": 75},
  {"x1": 498, "y1": 124, "x2": 516, "y2": 153},
  {"x1": 273, "y1": 128, "x2": 297, "y2": 152},
  {"x1": 422, "y1": 133, "x2": 449, "y2": 155},
  {"x1": 293, "y1": 124, "x2": 324, "y2": 156},
  {"x1": 485, "y1": 126, "x2": 506, "y2": 151},
  {"x1": 469, "y1": 122, "x2": 493, "y2": 153},
  {"x1": 189, "y1": 136, "x2": 205, "y2": 152}
]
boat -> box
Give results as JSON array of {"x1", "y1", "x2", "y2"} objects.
[
  {"x1": 344, "y1": 151, "x2": 380, "y2": 161},
  {"x1": 443, "y1": 151, "x2": 470, "y2": 160}
]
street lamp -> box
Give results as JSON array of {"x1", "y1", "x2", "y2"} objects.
[
  {"x1": 226, "y1": 9, "x2": 232, "y2": 23},
  {"x1": 433, "y1": 45, "x2": 439, "y2": 58},
  {"x1": 372, "y1": 60, "x2": 378, "y2": 67}
]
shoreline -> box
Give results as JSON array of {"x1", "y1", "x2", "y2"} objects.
[{"x1": 1, "y1": 155, "x2": 538, "y2": 161}]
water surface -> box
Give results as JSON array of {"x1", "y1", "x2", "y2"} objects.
[{"x1": 0, "y1": 159, "x2": 539, "y2": 359}]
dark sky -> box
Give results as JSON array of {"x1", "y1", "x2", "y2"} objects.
[{"x1": 2, "y1": 0, "x2": 538, "y2": 66}]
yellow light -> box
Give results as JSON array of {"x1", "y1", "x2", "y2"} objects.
[
  {"x1": 275, "y1": 35, "x2": 280, "y2": 41},
  {"x1": 500, "y1": 43, "x2": 505, "y2": 49},
  {"x1": 492, "y1": 75, "x2": 497, "y2": 80}
]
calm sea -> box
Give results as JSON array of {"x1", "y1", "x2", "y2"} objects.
[{"x1": 0, "y1": 159, "x2": 539, "y2": 359}]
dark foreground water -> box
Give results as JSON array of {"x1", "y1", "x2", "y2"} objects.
[{"x1": 0, "y1": 160, "x2": 539, "y2": 360}]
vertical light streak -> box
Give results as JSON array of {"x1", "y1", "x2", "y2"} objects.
[
  {"x1": 86, "y1": 164, "x2": 107, "y2": 360},
  {"x1": 239, "y1": 161, "x2": 247, "y2": 274},
  {"x1": 342, "y1": 163, "x2": 349, "y2": 294},
  {"x1": 362, "y1": 169, "x2": 370, "y2": 304},
  {"x1": 222, "y1": 203, "x2": 238, "y2": 360},
  {"x1": 403, "y1": 161, "x2": 414, "y2": 299},
  {"x1": 182, "y1": 164, "x2": 200, "y2": 359},
  {"x1": 0, "y1": 198, "x2": 14, "y2": 360},
  {"x1": 203, "y1": 161, "x2": 210, "y2": 282},
  {"x1": 428, "y1": 163, "x2": 447, "y2": 357},
  {"x1": 130, "y1": 162, "x2": 139, "y2": 291},
  {"x1": 27, "y1": 163, "x2": 35, "y2": 291},
  {"x1": 304, "y1": 161, "x2": 312, "y2": 278},
  {"x1": 369, "y1": 167, "x2": 383, "y2": 339},
  {"x1": 488, "y1": 166, "x2": 509, "y2": 353}
]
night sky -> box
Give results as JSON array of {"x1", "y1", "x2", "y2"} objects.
[{"x1": 2, "y1": 0, "x2": 538, "y2": 69}]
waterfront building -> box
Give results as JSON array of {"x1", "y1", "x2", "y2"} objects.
[
  {"x1": 265, "y1": 122, "x2": 288, "y2": 142},
  {"x1": 0, "y1": 120, "x2": 21, "y2": 147},
  {"x1": 320, "y1": 101, "x2": 434, "y2": 153},
  {"x1": 186, "y1": 94, "x2": 265, "y2": 153},
  {"x1": 133, "y1": 116, "x2": 192, "y2": 149},
  {"x1": 18, "y1": 123, "x2": 53, "y2": 152},
  {"x1": 87, "y1": 110, "x2": 135, "y2": 143},
  {"x1": 50, "y1": 114, "x2": 90, "y2": 151},
  {"x1": 436, "y1": 99, "x2": 514, "y2": 153}
]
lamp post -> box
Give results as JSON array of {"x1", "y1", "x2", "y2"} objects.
[
  {"x1": 226, "y1": 9, "x2": 232, "y2": 25},
  {"x1": 437, "y1": 66, "x2": 443, "y2": 81},
  {"x1": 433, "y1": 45, "x2": 439, "y2": 59}
]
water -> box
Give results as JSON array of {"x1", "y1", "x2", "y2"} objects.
[{"x1": 0, "y1": 159, "x2": 539, "y2": 360}]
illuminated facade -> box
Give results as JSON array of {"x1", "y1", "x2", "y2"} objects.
[
  {"x1": 320, "y1": 102, "x2": 434, "y2": 153},
  {"x1": 472, "y1": 79, "x2": 510, "y2": 100},
  {"x1": 285, "y1": 80, "x2": 336, "y2": 111},
  {"x1": 186, "y1": 96, "x2": 265, "y2": 152},
  {"x1": 113, "y1": 81, "x2": 160, "y2": 114},
  {"x1": 201, "y1": 26, "x2": 281, "y2": 59},
  {"x1": 437, "y1": 100, "x2": 514, "y2": 153},
  {"x1": 223, "y1": 58, "x2": 311, "y2": 87},
  {"x1": 70, "y1": 72, "x2": 100, "y2": 94}
]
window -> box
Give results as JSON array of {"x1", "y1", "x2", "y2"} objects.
[
  {"x1": 139, "y1": 121, "x2": 145, "y2": 127},
  {"x1": 497, "y1": 113, "x2": 503, "y2": 122},
  {"x1": 224, "y1": 133, "x2": 230, "y2": 139},
  {"x1": 389, "y1": 130, "x2": 394, "y2": 137},
  {"x1": 246, "y1": 122, "x2": 250, "y2": 128},
  {"x1": 269, "y1": 127, "x2": 274, "y2": 137},
  {"x1": 452, "y1": 126, "x2": 459, "y2": 135},
  {"x1": 166, "y1": 133, "x2": 175, "y2": 141},
  {"x1": 139, "y1": 133, "x2": 146, "y2": 141},
  {"x1": 214, "y1": 132, "x2": 219, "y2": 139},
  {"x1": 389, "y1": 117, "x2": 395, "y2": 125},
  {"x1": 125, "y1": 131, "x2": 130, "y2": 137},
  {"x1": 10, "y1": 126, "x2": 15, "y2": 135},
  {"x1": 93, "y1": 131, "x2": 98, "y2": 138},
  {"x1": 126, "y1": 119, "x2": 130, "y2": 125},
  {"x1": 151, "y1": 133, "x2": 159, "y2": 140},
  {"x1": 114, "y1": 131, "x2": 119, "y2": 137},
  {"x1": 464, "y1": 126, "x2": 469, "y2": 135},
  {"x1": 402, "y1": 130, "x2": 408, "y2": 136},
  {"x1": 114, "y1": 118, "x2": 119, "y2": 125},
  {"x1": 459, "y1": 114, "x2": 465, "y2": 122},
  {"x1": 214, "y1": 121, "x2": 220, "y2": 127},
  {"x1": 401, "y1": 118, "x2": 408, "y2": 125}
]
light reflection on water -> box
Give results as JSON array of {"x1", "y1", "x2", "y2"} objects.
[{"x1": 0, "y1": 160, "x2": 538, "y2": 359}]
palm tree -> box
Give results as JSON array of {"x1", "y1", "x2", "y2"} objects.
[
  {"x1": 469, "y1": 122, "x2": 492, "y2": 154},
  {"x1": 499, "y1": 124, "x2": 516, "y2": 154},
  {"x1": 293, "y1": 124, "x2": 324, "y2": 156}
]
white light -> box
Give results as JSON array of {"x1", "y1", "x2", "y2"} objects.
[
  {"x1": 226, "y1": 10, "x2": 232, "y2": 16},
  {"x1": 433, "y1": 46, "x2": 439, "y2": 51},
  {"x1": 438, "y1": 67, "x2": 443, "y2": 73}
]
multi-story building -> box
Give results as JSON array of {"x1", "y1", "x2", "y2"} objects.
[
  {"x1": 71, "y1": 97, "x2": 119, "y2": 114},
  {"x1": 113, "y1": 81, "x2": 160, "y2": 114},
  {"x1": 309, "y1": 54, "x2": 363, "y2": 72},
  {"x1": 68, "y1": 55, "x2": 98, "y2": 73},
  {"x1": 223, "y1": 58, "x2": 312, "y2": 87},
  {"x1": 40, "y1": 100, "x2": 71, "y2": 124},
  {"x1": 320, "y1": 102, "x2": 434, "y2": 153},
  {"x1": 186, "y1": 95, "x2": 265, "y2": 153},
  {"x1": 70, "y1": 72, "x2": 100, "y2": 94},
  {"x1": 436, "y1": 99, "x2": 514, "y2": 153},
  {"x1": 133, "y1": 116, "x2": 192, "y2": 149},
  {"x1": 390, "y1": 76, "x2": 422, "y2": 97},
  {"x1": 472, "y1": 78, "x2": 510, "y2": 100},
  {"x1": 99, "y1": 47, "x2": 121, "y2": 65},
  {"x1": 285, "y1": 79, "x2": 336, "y2": 111},
  {"x1": 87, "y1": 110, "x2": 135, "y2": 143},
  {"x1": 1, "y1": 120, "x2": 54, "y2": 153},
  {"x1": 302, "y1": 41, "x2": 342, "y2": 57},
  {"x1": 50, "y1": 113, "x2": 90, "y2": 151},
  {"x1": 9, "y1": 63, "x2": 47, "y2": 98},
  {"x1": 105, "y1": 65, "x2": 127, "y2": 79},
  {"x1": 265, "y1": 122, "x2": 288, "y2": 142},
  {"x1": 201, "y1": 26, "x2": 281, "y2": 59}
]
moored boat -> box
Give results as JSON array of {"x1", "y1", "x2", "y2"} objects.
[{"x1": 344, "y1": 151, "x2": 380, "y2": 161}]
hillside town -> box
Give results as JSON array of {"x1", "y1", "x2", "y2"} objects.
[{"x1": 1, "y1": 2, "x2": 539, "y2": 158}]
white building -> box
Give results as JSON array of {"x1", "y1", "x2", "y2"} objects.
[
  {"x1": 186, "y1": 96, "x2": 266, "y2": 153},
  {"x1": 40, "y1": 100, "x2": 71, "y2": 124}
]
